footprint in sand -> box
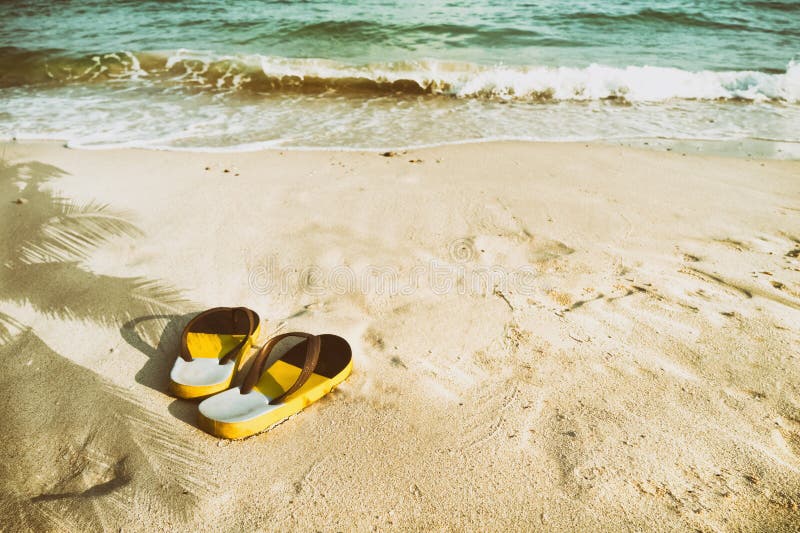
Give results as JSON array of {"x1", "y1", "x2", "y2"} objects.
[{"x1": 538, "y1": 410, "x2": 592, "y2": 494}]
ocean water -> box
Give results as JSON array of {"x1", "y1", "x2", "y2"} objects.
[{"x1": 0, "y1": 0, "x2": 798, "y2": 154}]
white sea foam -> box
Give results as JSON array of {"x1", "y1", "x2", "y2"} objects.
[{"x1": 242, "y1": 55, "x2": 800, "y2": 102}]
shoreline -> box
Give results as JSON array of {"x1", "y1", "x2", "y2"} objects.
[
  {"x1": 2, "y1": 140, "x2": 799, "y2": 530},
  {"x1": 3, "y1": 135, "x2": 800, "y2": 160}
]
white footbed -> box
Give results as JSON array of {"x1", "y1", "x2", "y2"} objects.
[
  {"x1": 198, "y1": 388, "x2": 278, "y2": 423},
  {"x1": 170, "y1": 357, "x2": 236, "y2": 387}
]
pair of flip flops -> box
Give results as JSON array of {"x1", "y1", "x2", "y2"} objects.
[{"x1": 168, "y1": 306, "x2": 353, "y2": 440}]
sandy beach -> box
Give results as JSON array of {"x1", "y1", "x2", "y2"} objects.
[{"x1": 1, "y1": 140, "x2": 799, "y2": 531}]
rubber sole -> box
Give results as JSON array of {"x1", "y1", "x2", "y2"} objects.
[{"x1": 197, "y1": 359, "x2": 353, "y2": 439}]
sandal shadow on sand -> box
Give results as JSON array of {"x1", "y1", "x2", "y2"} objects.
[
  {"x1": 198, "y1": 332, "x2": 352, "y2": 439},
  {"x1": 169, "y1": 307, "x2": 261, "y2": 399}
]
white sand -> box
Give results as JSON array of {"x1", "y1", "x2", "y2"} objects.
[{"x1": 1, "y1": 141, "x2": 799, "y2": 530}]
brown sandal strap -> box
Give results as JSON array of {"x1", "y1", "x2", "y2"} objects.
[
  {"x1": 179, "y1": 307, "x2": 257, "y2": 364},
  {"x1": 218, "y1": 308, "x2": 256, "y2": 365},
  {"x1": 240, "y1": 332, "x2": 321, "y2": 404}
]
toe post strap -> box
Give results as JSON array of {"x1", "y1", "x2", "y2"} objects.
[{"x1": 240, "y1": 332, "x2": 321, "y2": 404}]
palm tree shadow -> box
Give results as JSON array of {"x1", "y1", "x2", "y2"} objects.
[
  {"x1": 0, "y1": 329, "x2": 217, "y2": 530},
  {"x1": 0, "y1": 155, "x2": 220, "y2": 526},
  {"x1": 2, "y1": 157, "x2": 226, "y2": 432},
  {"x1": 2, "y1": 157, "x2": 200, "y2": 428},
  {"x1": 1, "y1": 157, "x2": 191, "y2": 341},
  {"x1": 120, "y1": 313, "x2": 195, "y2": 393}
]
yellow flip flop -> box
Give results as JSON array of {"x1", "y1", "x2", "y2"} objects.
[
  {"x1": 197, "y1": 332, "x2": 352, "y2": 439},
  {"x1": 169, "y1": 307, "x2": 261, "y2": 399}
]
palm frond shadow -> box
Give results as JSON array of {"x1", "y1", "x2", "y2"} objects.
[
  {"x1": 4, "y1": 261, "x2": 189, "y2": 327},
  {"x1": 0, "y1": 310, "x2": 25, "y2": 344},
  {"x1": 1, "y1": 160, "x2": 141, "y2": 265},
  {"x1": 0, "y1": 158, "x2": 191, "y2": 345},
  {"x1": 0, "y1": 330, "x2": 217, "y2": 531},
  {"x1": 0, "y1": 157, "x2": 216, "y2": 527}
]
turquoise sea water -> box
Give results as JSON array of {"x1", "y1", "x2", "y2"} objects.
[{"x1": 0, "y1": 0, "x2": 798, "y2": 152}]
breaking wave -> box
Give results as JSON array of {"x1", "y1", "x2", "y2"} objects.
[{"x1": 1, "y1": 47, "x2": 799, "y2": 103}]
